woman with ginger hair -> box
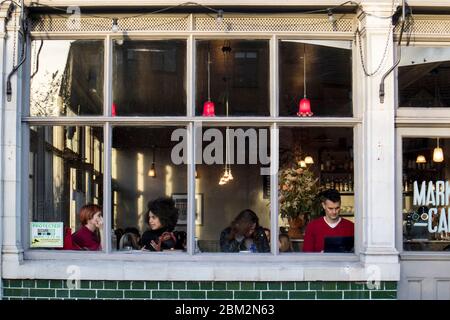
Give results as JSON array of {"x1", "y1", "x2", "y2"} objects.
[{"x1": 72, "y1": 204, "x2": 103, "y2": 251}]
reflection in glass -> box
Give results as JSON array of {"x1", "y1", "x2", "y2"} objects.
[
  {"x1": 30, "y1": 40, "x2": 104, "y2": 116},
  {"x1": 29, "y1": 126, "x2": 104, "y2": 248},
  {"x1": 196, "y1": 40, "x2": 270, "y2": 116},
  {"x1": 402, "y1": 138, "x2": 450, "y2": 251},
  {"x1": 113, "y1": 40, "x2": 186, "y2": 116},
  {"x1": 278, "y1": 127, "x2": 354, "y2": 252},
  {"x1": 111, "y1": 127, "x2": 187, "y2": 251},
  {"x1": 399, "y1": 47, "x2": 450, "y2": 108},
  {"x1": 279, "y1": 40, "x2": 352, "y2": 117},
  {"x1": 196, "y1": 127, "x2": 271, "y2": 253}
]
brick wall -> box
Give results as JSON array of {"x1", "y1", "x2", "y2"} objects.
[{"x1": 1, "y1": 280, "x2": 397, "y2": 300}]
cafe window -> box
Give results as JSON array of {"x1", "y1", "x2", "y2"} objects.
[
  {"x1": 25, "y1": 35, "x2": 356, "y2": 256},
  {"x1": 196, "y1": 40, "x2": 270, "y2": 116},
  {"x1": 398, "y1": 46, "x2": 450, "y2": 108},
  {"x1": 113, "y1": 40, "x2": 186, "y2": 116},
  {"x1": 278, "y1": 127, "x2": 355, "y2": 253},
  {"x1": 195, "y1": 126, "x2": 271, "y2": 253},
  {"x1": 279, "y1": 40, "x2": 352, "y2": 117},
  {"x1": 402, "y1": 137, "x2": 450, "y2": 251},
  {"x1": 29, "y1": 125, "x2": 104, "y2": 249},
  {"x1": 30, "y1": 40, "x2": 104, "y2": 117},
  {"x1": 111, "y1": 126, "x2": 187, "y2": 251}
]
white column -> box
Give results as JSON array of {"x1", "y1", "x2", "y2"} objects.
[
  {"x1": 0, "y1": 4, "x2": 8, "y2": 300},
  {"x1": 357, "y1": 1, "x2": 400, "y2": 267},
  {"x1": 1, "y1": 6, "x2": 24, "y2": 268}
]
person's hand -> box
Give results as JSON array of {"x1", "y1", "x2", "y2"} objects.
[{"x1": 150, "y1": 240, "x2": 161, "y2": 251}]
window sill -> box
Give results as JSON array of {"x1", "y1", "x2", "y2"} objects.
[{"x1": 0, "y1": 250, "x2": 400, "y2": 282}]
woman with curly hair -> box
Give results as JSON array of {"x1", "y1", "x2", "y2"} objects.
[{"x1": 141, "y1": 197, "x2": 179, "y2": 251}]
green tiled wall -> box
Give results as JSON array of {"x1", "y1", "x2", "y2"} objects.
[{"x1": 1, "y1": 280, "x2": 397, "y2": 300}]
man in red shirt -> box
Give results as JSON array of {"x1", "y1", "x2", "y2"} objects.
[{"x1": 303, "y1": 189, "x2": 354, "y2": 252}]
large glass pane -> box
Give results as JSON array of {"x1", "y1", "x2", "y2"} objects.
[
  {"x1": 195, "y1": 126, "x2": 271, "y2": 253},
  {"x1": 279, "y1": 40, "x2": 352, "y2": 117},
  {"x1": 399, "y1": 47, "x2": 450, "y2": 108},
  {"x1": 402, "y1": 137, "x2": 450, "y2": 251},
  {"x1": 113, "y1": 40, "x2": 186, "y2": 116},
  {"x1": 29, "y1": 126, "x2": 104, "y2": 250},
  {"x1": 196, "y1": 40, "x2": 270, "y2": 116},
  {"x1": 278, "y1": 127, "x2": 354, "y2": 253},
  {"x1": 112, "y1": 127, "x2": 187, "y2": 252},
  {"x1": 30, "y1": 40, "x2": 104, "y2": 116}
]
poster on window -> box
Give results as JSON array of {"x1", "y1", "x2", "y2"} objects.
[
  {"x1": 172, "y1": 194, "x2": 203, "y2": 225},
  {"x1": 30, "y1": 222, "x2": 64, "y2": 248}
]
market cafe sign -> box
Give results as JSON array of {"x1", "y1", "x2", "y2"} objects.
[
  {"x1": 414, "y1": 181, "x2": 450, "y2": 233},
  {"x1": 30, "y1": 222, "x2": 63, "y2": 248}
]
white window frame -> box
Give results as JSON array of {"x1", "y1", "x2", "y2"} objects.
[
  {"x1": 395, "y1": 41, "x2": 450, "y2": 261},
  {"x1": 5, "y1": 14, "x2": 401, "y2": 282}
]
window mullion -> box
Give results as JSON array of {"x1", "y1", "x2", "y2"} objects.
[
  {"x1": 105, "y1": 35, "x2": 112, "y2": 117},
  {"x1": 103, "y1": 122, "x2": 112, "y2": 253},
  {"x1": 270, "y1": 123, "x2": 279, "y2": 255},
  {"x1": 270, "y1": 35, "x2": 279, "y2": 118},
  {"x1": 187, "y1": 122, "x2": 196, "y2": 255}
]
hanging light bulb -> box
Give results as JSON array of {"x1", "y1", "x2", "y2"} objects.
[
  {"x1": 327, "y1": 9, "x2": 335, "y2": 23},
  {"x1": 202, "y1": 50, "x2": 216, "y2": 116},
  {"x1": 112, "y1": 18, "x2": 119, "y2": 33},
  {"x1": 433, "y1": 138, "x2": 444, "y2": 163},
  {"x1": 297, "y1": 44, "x2": 313, "y2": 117},
  {"x1": 300, "y1": 160, "x2": 307, "y2": 168},
  {"x1": 147, "y1": 163, "x2": 156, "y2": 177},
  {"x1": 416, "y1": 155, "x2": 426, "y2": 164},
  {"x1": 304, "y1": 156, "x2": 314, "y2": 164},
  {"x1": 227, "y1": 168, "x2": 234, "y2": 181},
  {"x1": 148, "y1": 147, "x2": 157, "y2": 177},
  {"x1": 216, "y1": 9, "x2": 224, "y2": 23}
]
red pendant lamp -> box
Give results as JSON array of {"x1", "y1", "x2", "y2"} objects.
[
  {"x1": 112, "y1": 103, "x2": 117, "y2": 117},
  {"x1": 297, "y1": 44, "x2": 313, "y2": 117},
  {"x1": 202, "y1": 50, "x2": 215, "y2": 116}
]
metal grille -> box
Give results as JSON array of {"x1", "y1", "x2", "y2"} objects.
[
  {"x1": 30, "y1": 14, "x2": 354, "y2": 33},
  {"x1": 395, "y1": 16, "x2": 450, "y2": 37},
  {"x1": 30, "y1": 15, "x2": 189, "y2": 33},
  {"x1": 194, "y1": 16, "x2": 354, "y2": 33}
]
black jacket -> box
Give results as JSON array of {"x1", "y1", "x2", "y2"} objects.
[
  {"x1": 220, "y1": 226, "x2": 270, "y2": 253},
  {"x1": 141, "y1": 227, "x2": 176, "y2": 251}
]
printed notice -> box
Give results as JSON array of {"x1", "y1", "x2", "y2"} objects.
[{"x1": 30, "y1": 222, "x2": 64, "y2": 248}]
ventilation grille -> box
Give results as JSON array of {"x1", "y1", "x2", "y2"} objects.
[
  {"x1": 195, "y1": 15, "x2": 353, "y2": 33},
  {"x1": 395, "y1": 16, "x2": 450, "y2": 38},
  {"x1": 30, "y1": 15, "x2": 189, "y2": 32},
  {"x1": 30, "y1": 14, "x2": 354, "y2": 33}
]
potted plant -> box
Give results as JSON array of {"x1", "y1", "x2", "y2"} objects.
[{"x1": 278, "y1": 162, "x2": 319, "y2": 239}]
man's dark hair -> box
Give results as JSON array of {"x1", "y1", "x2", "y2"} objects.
[
  {"x1": 146, "y1": 197, "x2": 179, "y2": 231},
  {"x1": 320, "y1": 189, "x2": 341, "y2": 203}
]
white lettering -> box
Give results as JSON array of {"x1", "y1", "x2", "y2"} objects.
[
  {"x1": 426, "y1": 181, "x2": 436, "y2": 206},
  {"x1": 438, "y1": 208, "x2": 448, "y2": 233},
  {"x1": 428, "y1": 208, "x2": 438, "y2": 233},
  {"x1": 436, "y1": 181, "x2": 445, "y2": 206},
  {"x1": 413, "y1": 181, "x2": 427, "y2": 206},
  {"x1": 203, "y1": 129, "x2": 223, "y2": 165}
]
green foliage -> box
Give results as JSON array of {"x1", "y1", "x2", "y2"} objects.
[{"x1": 278, "y1": 162, "x2": 319, "y2": 220}]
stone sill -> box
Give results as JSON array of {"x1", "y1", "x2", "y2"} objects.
[{"x1": 3, "y1": 252, "x2": 400, "y2": 282}]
